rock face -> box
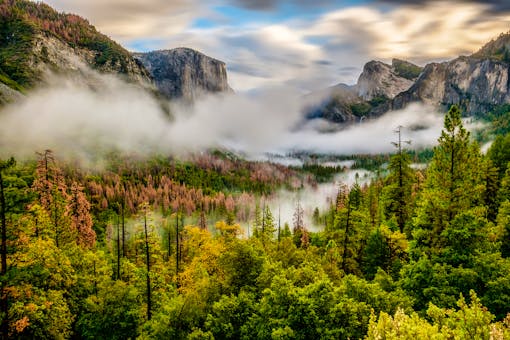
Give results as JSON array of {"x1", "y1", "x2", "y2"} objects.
[
  {"x1": 0, "y1": 83, "x2": 23, "y2": 105},
  {"x1": 134, "y1": 48, "x2": 232, "y2": 101},
  {"x1": 393, "y1": 56, "x2": 510, "y2": 115},
  {"x1": 312, "y1": 32, "x2": 510, "y2": 125},
  {"x1": 30, "y1": 34, "x2": 151, "y2": 85},
  {"x1": 308, "y1": 59, "x2": 421, "y2": 123},
  {"x1": 306, "y1": 84, "x2": 361, "y2": 123},
  {"x1": 357, "y1": 59, "x2": 417, "y2": 101}
]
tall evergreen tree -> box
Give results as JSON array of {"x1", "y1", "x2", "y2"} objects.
[
  {"x1": 412, "y1": 105, "x2": 485, "y2": 257},
  {"x1": 32, "y1": 150, "x2": 70, "y2": 247},
  {"x1": 383, "y1": 126, "x2": 415, "y2": 233}
]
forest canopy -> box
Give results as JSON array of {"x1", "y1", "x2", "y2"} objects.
[{"x1": 0, "y1": 105, "x2": 509, "y2": 339}]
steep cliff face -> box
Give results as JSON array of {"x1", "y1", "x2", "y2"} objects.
[
  {"x1": 308, "y1": 59, "x2": 421, "y2": 123},
  {"x1": 0, "y1": 82, "x2": 23, "y2": 105},
  {"x1": 357, "y1": 59, "x2": 418, "y2": 101},
  {"x1": 472, "y1": 32, "x2": 510, "y2": 61},
  {"x1": 392, "y1": 56, "x2": 510, "y2": 114},
  {"x1": 134, "y1": 48, "x2": 232, "y2": 101}
]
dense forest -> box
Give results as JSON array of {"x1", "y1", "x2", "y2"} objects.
[{"x1": 1, "y1": 104, "x2": 510, "y2": 339}]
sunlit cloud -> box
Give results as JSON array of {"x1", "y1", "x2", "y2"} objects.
[{"x1": 41, "y1": 0, "x2": 510, "y2": 91}]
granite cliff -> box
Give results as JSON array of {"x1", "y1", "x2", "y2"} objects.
[
  {"x1": 393, "y1": 33, "x2": 510, "y2": 115},
  {"x1": 312, "y1": 32, "x2": 510, "y2": 125},
  {"x1": 134, "y1": 48, "x2": 232, "y2": 101},
  {"x1": 0, "y1": 0, "x2": 233, "y2": 107},
  {"x1": 310, "y1": 59, "x2": 422, "y2": 123}
]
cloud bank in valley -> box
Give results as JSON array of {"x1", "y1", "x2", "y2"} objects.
[{"x1": 0, "y1": 71, "x2": 444, "y2": 163}]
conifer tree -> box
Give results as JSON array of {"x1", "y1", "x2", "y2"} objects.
[
  {"x1": 412, "y1": 105, "x2": 485, "y2": 257},
  {"x1": 383, "y1": 126, "x2": 415, "y2": 233},
  {"x1": 32, "y1": 150, "x2": 69, "y2": 247},
  {"x1": 68, "y1": 181, "x2": 95, "y2": 248}
]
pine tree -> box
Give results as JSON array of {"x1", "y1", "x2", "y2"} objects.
[
  {"x1": 292, "y1": 200, "x2": 309, "y2": 248},
  {"x1": 68, "y1": 181, "x2": 95, "y2": 248},
  {"x1": 32, "y1": 150, "x2": 69, "y2": 247},
  {"x1": 259, "y1": 205, "x2": 276, "y2": 244},
  {"x1": 412, "y1": 105, "x2": 485, "y2": 257},
  {"x1": 383, "y1": 126, "x2": 415, "y2": 233}
]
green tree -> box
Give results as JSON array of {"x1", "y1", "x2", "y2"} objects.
[
  {"x1": 412, "y1": 105, "x2": 485, "y2": 258},
  {"x1": 383, "y1": 126, "x2": 415, "y2": 233},
  {"x1": 76, "y1": 280, "x2": 141, "y2": 339},
  {"x1": 0, "y1": 157, "x2": 15, "y2": 339},
  {"x1": 487, "y1": 134, "x2": 510, "y2": 179},
  {"x1": 366, "y1": 291, "x2": 510, "y2": 339}
]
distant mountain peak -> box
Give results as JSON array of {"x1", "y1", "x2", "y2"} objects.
[{"x1": 356, "y1": 59, "x2": 420, "y2": 101}]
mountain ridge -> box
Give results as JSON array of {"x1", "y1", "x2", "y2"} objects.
[
  {"x1": 0, "y1": 0, "x2": 231, "y2": 104},
  {"x1": 311, "y1": 32, "x2": 510, "y2": 124}
]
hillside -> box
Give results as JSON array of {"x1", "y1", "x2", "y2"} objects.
[
  {"x1": 0, "y1": 0, "x2": 151, "y2": 97},
  {"x1": 472, "y1": 31, "x2": 510, "y2": 61}
]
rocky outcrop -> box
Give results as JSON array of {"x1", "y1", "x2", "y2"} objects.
[
  {"x1": 307, "y1": 84, "x2": 361, "y2": 123},
  {"x1": 134, "y1": 48, "x2": 232, "y2": 101},
  {"x1": 313, "y1": 32, "x2": 510, "y2": 125},
  {"x1": 392, "y1": 56, "x2": 510, "y2": 114},
  {"x1": 30, "y1": 34, "x2": 152, "y2": 86},
  {"x1": 307, "y1": 59, "x2": 421, "y2": 123},
  {"x1": 357, "y1": 59, "x2": 418, "y2": 101},
  {"x1": 0, "y1": 0, "x2": 152, "y2": 96}
]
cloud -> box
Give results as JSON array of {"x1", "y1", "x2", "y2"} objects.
[
  {"x1": 377, "y1": 0, "x2": 510, "y2": 12},
  {"x1": 227, "y1": 0, "x2": 339, "y2": 11},
  {"x1": 308, "y1": 1, "x2": 510, "y2": 62},
  {"x1": 0, "y1": 65, "x2": 445, "y2": 167},
  {"x1": 154, "y1": 1, "x2": 510, "y2": 91},
  {"x1": 273, "y1": 103, "x2": 444, "y2": 154},
  {"x1": 227, "y1": 0, "x2": 276, "y2": 11},
  {"x1": 42, "y1": 0, "x2": 510, "y2": 92},
  {"x1": 44, "y1": 0, "x2": 204, "y2": 40}
]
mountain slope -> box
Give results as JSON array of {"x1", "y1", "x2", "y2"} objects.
[
  {"x1": 392, "y1": 56, "x2": 510, "y2": 114},
  {"x1": 134, "y1": 48, "x2": 232, "y2": 101},
  {"x1": 0, "y1": 0, "x2": 151, "y2": 97},
  {"x1": 313, "y1": 32, "x2": 510, "y2": 125},
  {"x1": 392, "y1": 32, "x2": 510, "y2": 115},
  {"x1": 309, "y1": 59, "x2": 421, "y2": 123}
]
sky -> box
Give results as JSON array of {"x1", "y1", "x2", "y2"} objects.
[{"x1": 38, "y1": 0, "x2": 510, "y2": 92}]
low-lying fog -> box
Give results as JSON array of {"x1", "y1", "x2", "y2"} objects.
[{"x1": 0, "y1": 67, "x2": 446, "y2": 163}]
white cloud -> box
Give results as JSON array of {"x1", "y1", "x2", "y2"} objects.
[
  {"x1": 44, "y1": 0, "x2": 203, "y2": 40},
  {"x1": 0, "y1": 67, "x2": 444, "y2": 165},
  {"x1": 36, "y1": 0, "x2": 510, "y2": 92}
]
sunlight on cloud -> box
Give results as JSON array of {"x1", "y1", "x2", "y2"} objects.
[
  {"x1": 312, "y1": 1, "x2": 510, "y2": 61},
  {"x1": 31, "y1": 0, "x2": 510, "y2": 92}
]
